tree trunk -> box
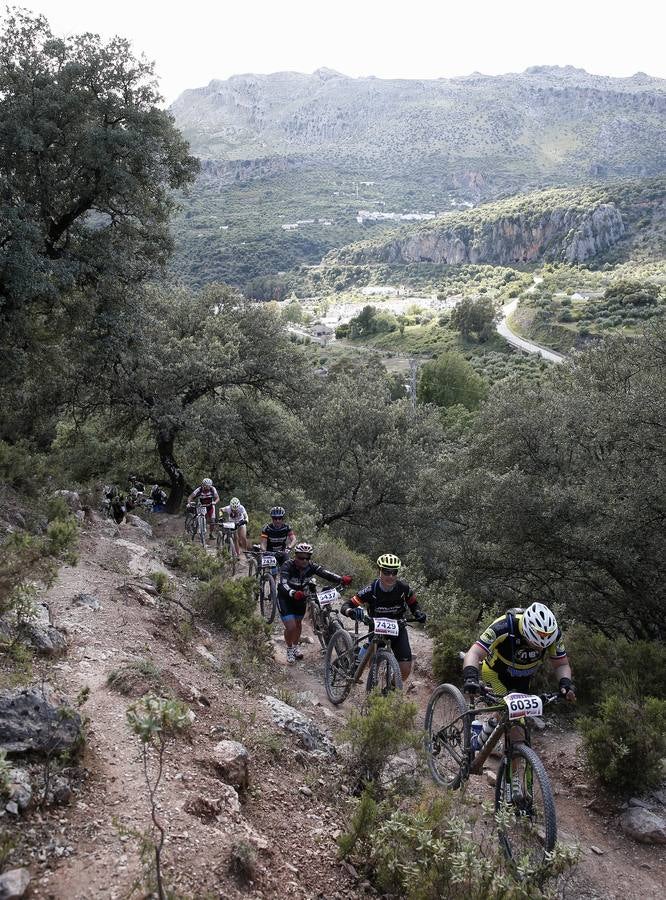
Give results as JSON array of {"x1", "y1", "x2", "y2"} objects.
[{"x1": 157, "y1": 431, "x2": 185, "y2": 513}]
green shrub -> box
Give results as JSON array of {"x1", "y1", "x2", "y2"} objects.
[
  {"x1": 167, "y1": 540, "x2": 225, "y2": 581},
  {"x1": 431, "y1": 613, "x2": 479, "y2": 685},
  {"x1": 566, "y1": 624, "x2": 666, "y2": 706},
  {"x1": 580, "y1": 689, "x2": 666, "y2": 794},
  {"x1": 146, "y1": 571, "x2": 171, "y2": 595},
  {"x1": 342, "y1": 691, "x2": 421, "y2": 783},
  {"x1": 341, "y1": 791, "x2": 577, "y2": 898},
  {"x1": 195, "y1": 577, "x2": 272, "y2": 661},
  {"x1": 312, "y1": 535, "x2": 375, "y2": 588},
  {"x1": 45, "y1": 517, "x2": 79, "y2": 564},
  {"x1": 108, "y1": 658, "x2": 164, "y2": 697}
]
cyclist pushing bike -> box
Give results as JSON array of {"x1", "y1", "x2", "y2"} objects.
[
  {"x1": 221, "y1": 497, "x2": 249, "y2": 554},
  {"x1": 187, "y1": 478, "x2": 219, "y2": 541},
  {"x1": 340, "y1": 553, "x2": 426, "y2": 682},
  {"x1": 462, "y1": 602, "x2": 576, "y2": 775},
  {"x1": 277, "y1": 542, "x2": 351, "y2": 665},
  {"x1": 260, "y1": 506, "x2": 297, "y2": 564}
]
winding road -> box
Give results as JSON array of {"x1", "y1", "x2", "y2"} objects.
[{"x1": 497, "y1": 298, "x2": 565, "y2": 364}]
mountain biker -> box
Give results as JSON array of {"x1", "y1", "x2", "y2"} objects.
[
  {"x1": 340, "y1": 553, "x2": 427, "y2": 681},
  {"x1": 187, "y1": 478, "x2": 220, "y2": 540},
  {"x1": 277, "y1": 541, "x2": 352, "y2": 665},
  {"x1": 221, "y1": 497, "x2": 249, "y2": 554},
  {"x1": 150, "y1": 484, "x2": 167, "y2": 510},
  {"x1": 260, "y1": 506, "x2": 297, "y2": 564},
  {"x1": 462, "y1": 603, "x2": 576, "y2": 755}
]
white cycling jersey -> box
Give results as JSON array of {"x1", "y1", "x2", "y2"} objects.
[{"x1": 222, "y1": 504, "x2": 248, "y2": 524}]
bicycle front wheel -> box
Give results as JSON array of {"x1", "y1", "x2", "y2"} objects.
[
  {"x1": 197, "y1": 516, "x2": 206, "y2": 547},
  {"x1": 258, "y1": 573, "x2": 277, "y2": 624},
  {"x1": 324, "y1": 629, "x2": 354, "y2": 705},
  {"x1": 495, "y1": 742, "x2": 557, "y2": 867},
  {"x1": 424, "y1": 683, "x2": 469, "y2": 790},
  {"x1": 366, "y1": 649, "x2": 403, "y2": 695}
]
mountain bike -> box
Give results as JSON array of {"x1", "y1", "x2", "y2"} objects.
[
  {"x1": 303, "y1": 578, "x2": 348, "y2": 651},
  {"x1": 324, "y1": 615, "x2": 404, "y2": 705},
  {"x1": 216, "y1": 520, "x2": 239, "y2": 573},
  {"x1": 246, "y1": 545, "x2": 279, "y2": 623},
  {"x1": 185, "y1": 502, "x2": 207, "y2": 547},
  {"x1": 424, "y1": 681, "x2": 562, "y2": 866}
]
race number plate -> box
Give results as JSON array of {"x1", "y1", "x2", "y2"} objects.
[
  {"x1": 373, "y1": 618, "x2": 399, "y2": 637},
  {"x1": 318, "y1": 588, "x2": 339, "y2": 606},
  {"x1": 261, "y1": 555, "x2": 277, "y2": 567},
  {"x1": 222, "y1": 522, "x2": 236, "y2": 531},
  {"x1": 503, "y1": 693, "x2": 543, "y2": 720}
]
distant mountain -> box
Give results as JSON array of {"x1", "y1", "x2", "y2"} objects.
[
  {"x1": 171, "y1": 67, "x2": 666, "y2": 184},
  {"x1": 168, "y1": 68, "x2": 666, "y2": 289}
]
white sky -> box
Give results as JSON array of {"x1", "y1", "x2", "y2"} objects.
[{"x1": 11, "y1": 1, "x2": 666, "y2": 105}]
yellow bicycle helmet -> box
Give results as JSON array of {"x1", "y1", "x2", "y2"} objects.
[{"x1": 377, "y1": 553, "x2": 401, "y2": 570}]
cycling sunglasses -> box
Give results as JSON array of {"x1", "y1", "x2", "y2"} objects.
[
  {"x1": 295, "y1": 553, "x2": 312, "y2": 561},
  {"x1": 379, "y1": 567, "x2": 399, "y2": 576}
]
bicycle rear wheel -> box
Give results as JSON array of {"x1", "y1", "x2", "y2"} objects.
[
  {"x1": 184, "y1": 513, "x2": 195, "y2": 537},
  {"x1": 495, "y1": 742, "x2": 557, "y2": 867},
  {"x1": 366, "y1": 649, "x2": 403, "y2": 695},
  {"x1": 258, "y1": 573, "x2": 277, "y2": 624},
  {"x1": 324, "y1": 629, "x2": 354, "y2": 705},
  {"x1": 424, "y1": 683, "x2": 469, "y2": 789}
]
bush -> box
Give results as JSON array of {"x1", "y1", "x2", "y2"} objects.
[
  {"x1": 431, "y1": 614, "x2": 479, "y2": 685},
  {"x1": 312, "y1": 535, "x2": 375, "y2": 588},
  {"x1": 167, "y1": 540, "x2": 226, "y2": 582},
  {"x1": 195, "y1": 577, "x2": 272, "y2": 661},
  {"x1": 342, "y1": 691, "x2": 421, "y2": 784},
  {"x1": 565, "y1": 624, "x2": 666, "y2": 706},
  {"x1": 340, "y1": 791, "x2": 578, "y2": 898},
  {"x1": 580, "y1": 689, "x2": 666, "y2": 793}
]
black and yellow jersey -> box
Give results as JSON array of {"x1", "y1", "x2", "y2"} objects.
[{"x1": 476, "y1": 609, "x2": 567, "y2": 690}]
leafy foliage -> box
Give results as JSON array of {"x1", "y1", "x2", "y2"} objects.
[
  {"x1": 417, "y1": 352, "x2": 488, "y2": 410},
  {"x1": 342, "y1": 692, "x2": 421, "y2": 784},
  {"x1": 580, "y1": 689, "x2": 666, "y2": 793}
]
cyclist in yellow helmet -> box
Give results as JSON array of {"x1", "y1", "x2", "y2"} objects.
[{"x1": 341, "y1": 553, "x2": 427, "y2": 681}]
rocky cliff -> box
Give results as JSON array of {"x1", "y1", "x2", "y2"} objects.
[{"x1": 348, "y1": 202, "x2": 626, "y2": 266}]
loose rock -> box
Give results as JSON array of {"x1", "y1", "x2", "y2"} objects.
[
  {"x1": 72, "y1": 593, "x2": 101, "y2": 611},
  {"x1": 0, "y1": 867, "x2": 31, "y2": 899},
  {"x1": 213, "y1": 739, "x2": 250, "y2": 791},
  {"x1": 621, "y1": 807, "x2": 666, "y2": 844},
  {"x1": 6, "y1": 767, "x2": 32, "y2": 812},
  {"x1": 262, "y1": 696, "x2": 336, "y2": 755},
  {"x1": 0, "y1": 687, "x2": 83, "y2": 755},
  {"x1": 125, "y1": 514, "x2": 153, "y2": 536}
]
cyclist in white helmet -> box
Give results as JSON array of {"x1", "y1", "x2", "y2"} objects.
[
  {"x1": 463, "y1": 602, "x2": 575, "y2": 755},
  {"x1": 221, "y1": 496, "x2": 249, "y2": 554}
]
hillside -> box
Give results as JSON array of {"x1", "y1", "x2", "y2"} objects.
[
  {"x1": 168, "y1": 67, "x2": 666, "y2": 290},
  {"x1": 327, "y1": 178, "x2": 666, "y2": 268}
]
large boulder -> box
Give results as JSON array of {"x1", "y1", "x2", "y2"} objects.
[
  {"x1": 52, "y1": 490, "x2": 81, "y2": 512},
  {"x1": 125, "y1": 514, "x2": 153, "y2": 537},
  {"x1": 0, "y1": 687, "x2": 83, "y2": 755},
  {"x1": 621, "y1": 807, "x2": 666, "y2": 844},
  {"x1": 212, "y1": 740, "x2": 250, "y2": 791}
]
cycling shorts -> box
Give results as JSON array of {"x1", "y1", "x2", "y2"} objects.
[
  {"x1": 205, "y1": 506, "x2": 216, "y2": 521},
  {"x1": 277, "y1": 589, "x2": 306, "y2": 621},
  {"x1": 481, "y1": 661, "x2": 532, "y2": 696},
  {"x1": 389, "y1": 624, "x2": 412, "y2": 663}
]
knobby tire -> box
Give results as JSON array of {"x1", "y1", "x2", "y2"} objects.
[
  {"x1": 258, "y1": 573, "x2": 277, "y2": 624},
  {"x1": 366, "y1": 649, "x2": 403, "y2": 695},
  {"x1": 424, "y1": 683, "x2": 469, "y2": 790},
  {"x1": 495, "y1": 742, "x2": 557, "y2": 866},
  {"x1": 324, "y1": 628, "x2": 354, "y2": 705}
]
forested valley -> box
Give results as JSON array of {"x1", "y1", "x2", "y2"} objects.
[{"x1": 1, "y1": 10, "x2": 665, "y2": 900}]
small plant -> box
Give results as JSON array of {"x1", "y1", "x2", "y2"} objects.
[
  {"x1": 126, "y1": 695, "x2": 192, "y2": 900},
  {"x1": 108, "y1": 658, "x2": 164, "y2": 697},
  {"x1": 342, "y1": 691, "x2": 421, "y2": 786},
  {"x1": 580, "y1": 688, "x2": 666, "y2": 793},
  {"x1": 146, "y1": 571, "x2": 171, "y2": 595},
  {"x1": 167, "y1": 539, "x2": 225, "y2": 582},
  {"x1": 229, "y1": 838, "x2": 258, "y2": 883},
  {"x1": 0, "y1": 749, "x2": 12, "y2": 798},
  {"x1": 195, "y1": 577, "x2": 273, "y2": 663}
]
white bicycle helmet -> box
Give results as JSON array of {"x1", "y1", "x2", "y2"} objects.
[
  {"x1": 521, "y1": 603, "x2": 558, "y2": 649},
  {"x1": 294, "y1": 542, "x2": 313, "y2": 556},
  {"x1": 230, "y1": 497, "x2": 241, "y2": 509},
  {"x1": 202, "y1": 478, "x2": 213, "y2": 487}
]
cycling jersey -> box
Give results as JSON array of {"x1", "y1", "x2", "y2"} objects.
[
  {"x1": 343, "y1": 579, "x2": 419, "y2": 620},
  {"x1": 277, "y1": 559, "x2": 342, "y2": 620},
  {"x1": 189, "y1": 485, "x2": 219, "y2": 507},
  {"x1": 260, "y1": 521, "x2": 295, "y2": 552},
  {"x1": 342, "y1": 579, "x2": 421, "y2": 663},
  {"x1": 476, "y1": 609, "x2": 568, "y2": 690},
  {"x1": 222, "y1": 503, "x2": 248, "y2": 524}
]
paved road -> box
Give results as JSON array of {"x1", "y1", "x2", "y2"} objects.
[{"x1": 497, "y1": 299, "x2": 565, "y2": 364}]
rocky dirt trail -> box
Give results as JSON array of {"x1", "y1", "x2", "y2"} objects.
[{"x1": 4, "y1": 513, "x2": 665, "y2": 899}]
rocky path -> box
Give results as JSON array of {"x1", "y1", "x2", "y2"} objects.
[{"x1": 4, "y1": 513, "x2": 665, "y2": 899}]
